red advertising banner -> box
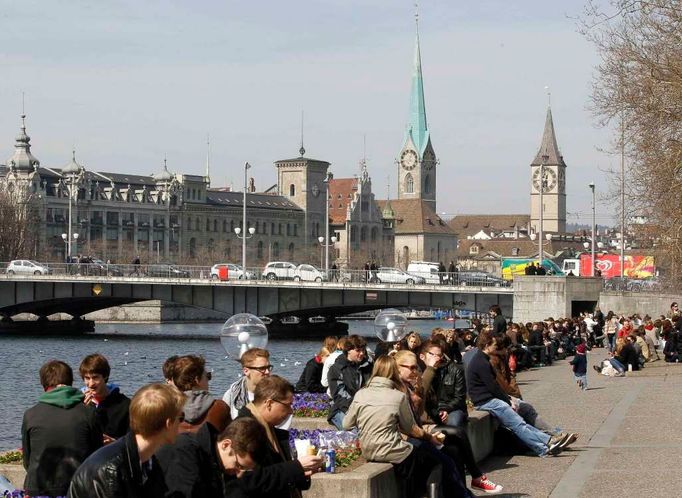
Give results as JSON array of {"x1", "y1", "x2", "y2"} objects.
[{"x1": 580, "y1": 254, "x2": 655, "y2": 279}]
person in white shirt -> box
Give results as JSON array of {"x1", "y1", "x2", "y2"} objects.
[{"x1": 321, "y1": 336, "x2": 347, "y2": 398}]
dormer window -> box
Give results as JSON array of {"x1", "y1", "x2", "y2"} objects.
[
  {"x1": 511, "y1": 247, "x2": 520, "y2": 256},
  {"x1": 470, "y1": 245, "x2": 480, "y2": 255}
]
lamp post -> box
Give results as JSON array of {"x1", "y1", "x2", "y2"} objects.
[
  {"x1": 61, "y1": 232, "x2": 79, "y2": 268},
  {"x1": 318, "y1": 235, "x2": 337, "y2": 274},
  {"x1": 61, "y1": 150, "x2": 84, "y2": 261},
  {"x1": 589, "y1": 182, "x2": 596, "y2": 277},
  {"x1": 234, "y1": 162, "x2": 254, "y2": 273}
]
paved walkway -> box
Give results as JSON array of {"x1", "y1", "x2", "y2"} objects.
[{"x1": 469, "y1": 351, "x2": 682, "y2": 497}]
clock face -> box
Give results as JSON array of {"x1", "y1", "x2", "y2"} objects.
[
  {"x1": 311, "y1": 184, "x2": 320, "y2": 197},
  {"x1": 422, "y1": 150, "x2": 435, "y2": 170},
  {"x1": 533, "y1": 168, "x2": 557, "y2": 193},
  {"x1": 400, "y1": 149, "x2": 417, "y2": 170}
]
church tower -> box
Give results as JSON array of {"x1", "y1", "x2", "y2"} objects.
[
  {"x1": 530, "y1": 105, "x2": 567, "y2": 234},
  {"x1": 397, "y1": 10, "x2": 437, "y2": 211}
]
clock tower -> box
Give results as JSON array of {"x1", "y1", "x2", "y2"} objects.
[
  {"x1": 530, "y1": 106, "x2": 567, "y2": 234},
  {"x1": 397, "y1": 13, "x2": 437, "y2": 211}
]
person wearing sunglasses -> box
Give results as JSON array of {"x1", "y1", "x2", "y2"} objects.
[
  {"x1": 171, "y1": 355, "x2": 231, "y2": 435},
  {"x1": 223, "y1": 348, "x2": 273, "y2": 421},
  {"x1": 237, "y1": 375, "x2": 323, "y2": 498}
]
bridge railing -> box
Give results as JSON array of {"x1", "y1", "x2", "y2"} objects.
[{"x1": 0, "y1": 262, "x2": 512, "y2": 289}]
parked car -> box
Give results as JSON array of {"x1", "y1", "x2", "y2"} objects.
[
  {"x1": 293, "y1": 264, "x2": 326, "y2": 282},
  {"x1": 145, "y1": 264, "x2": 191, "y2": 278},
  {"x1": 455, "y1": 270, "x2": 507, "y2": 287},
  {"x1": 210, "y1": 263, "x2": 255, "y2": 281},
  {"x1": 374, "y1": 267, "x2": 426, "y2": 285},
  {"x1": 79, "y1": 258, "x2": 124, "y2": 277},
  {"x1": 262, "y1": 262, "x2": 297, "y2": 281},
  {"x1": 406, "y1": 261, "x2": 442, "y2": 284},
  {"x1": 6, "y1": 260, "x2": 52, "y2": 276}
]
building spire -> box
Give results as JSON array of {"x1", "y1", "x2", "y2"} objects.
[
  {"x1": 299, "y1": 110, "x2": 305, "y2": 157},
  {"x1": 531, "y1": 98, "x2": 564, "y2": 167},
  {"x1": 406, "y1": 1, "x2": 429, "y2": 157}
]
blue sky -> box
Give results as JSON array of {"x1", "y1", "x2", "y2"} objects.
[{"x1": 0, "y1": 0, "x2": 616, "y2": 224}]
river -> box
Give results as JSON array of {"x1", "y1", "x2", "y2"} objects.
[{"x1": 0, "y1": 319, "x2": 448, "y2": 450}]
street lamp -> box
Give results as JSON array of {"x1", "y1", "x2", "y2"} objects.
[
  {"x1": 317, "y1": 235, "x2": 337, "y2": 273},
  {"x1": 529, "y1": 232, "x2": 552, "y2": 270},
  {"x1": 321, "y1": 172, "x2": 334, "y2": 274},
  {"x1": 61, "y1": 150, "x2": 84, "y2": 262},
  {"x1": 589, "y1": 182, "x2": 596, "y2": 277},
  {"x1": 61, "y1": 232, "x2": 79, "y2": 268},
  {"x1": 234, "y1": 162, "x2": 255, "y2": 273}
]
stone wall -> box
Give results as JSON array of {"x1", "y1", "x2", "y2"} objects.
[
  {"x1": 599, "y1": 291, "x2": 682, "y2": 317},
  {"x1": 513, "y1": 276, "x2": 603, "y2": 322}
]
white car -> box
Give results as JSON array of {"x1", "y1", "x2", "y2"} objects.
[
  {"x1": 6, "y1": 260, "x2": 52, "y2": 276},
  {"x1": 293, "y1": 264, "x2": 326, "y2": 282},
  {"x1": 262, "y1": 261, "x2": 297, "y2": 281},
  {"x1": 374, "y1": 267, "x2": 425, "y2": 285},
  {"x1": 406, "y1": 261, "x2": 442, "y2": 284},
  {"x1": 210, "y1": 263, "x2": 254, "y2": 281}
]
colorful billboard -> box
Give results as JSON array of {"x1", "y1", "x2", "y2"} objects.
[
  {"x1": 501, "y1": 258, "x2": 564, "y2": 280},
  {"x1": 580, "y1": 254, "x2": 655, "y2": 279}
]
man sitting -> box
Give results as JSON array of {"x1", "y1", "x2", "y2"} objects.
[
  {"x1": 465, "y1": 329, "x2": 567, "y2": 457},
  {"x1": 68, "y1": 383, "x2": 186, "y2": 498},
  {"x1": 327, "y1": 335, "x2": 372, "y2": 430},
  {"x1": 223, "y1": 348, "x2": 272, "y2": 420},
  {"x1": 22, "y1": 360, "x2": 102, "y2": 498}
]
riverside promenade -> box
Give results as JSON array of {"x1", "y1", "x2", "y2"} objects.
[{"x1": 472, "y1": 354, "x2": 681, "y2": 497}]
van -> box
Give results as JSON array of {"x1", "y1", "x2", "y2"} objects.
[{"x1": 406, "y1": 261, "x2": 442, "y2": 284}]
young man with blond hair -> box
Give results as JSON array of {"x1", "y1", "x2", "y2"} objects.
[
  {"x1": 223, "y1": 348, "x2": 273, "y2": 420},
  {"x1": 68, "y1": 383, "x2": 186, "y2": 498}
]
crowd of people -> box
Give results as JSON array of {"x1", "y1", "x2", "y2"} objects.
[{"x1": 16, "y1": 302, "x2": 681, "y2": 498}]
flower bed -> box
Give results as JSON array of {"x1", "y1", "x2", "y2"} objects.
[
  {"x1": 289, "y1": 428, "x2": 363, "y2": 471},
  {"x1": 0, "y1": 450, "x2": 21, "y2": 465},
  {"x1": 292, "y1": 393, "x2": 330, "y2": 418}
]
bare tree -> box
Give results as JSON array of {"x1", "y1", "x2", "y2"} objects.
[
  {"x1": 579, "y1": 0, "x2": 682, "y2": 282},
  {"x1": 0, "y1": 186, "x2": 41, "y2": 262}
]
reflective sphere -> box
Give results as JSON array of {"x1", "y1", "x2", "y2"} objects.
[
  {"x1": 220, "y1": 313, "x2": 269, "y2": 359},
  {"x1": 374, "y1": 308, "x2": 408, "y2": 342}
]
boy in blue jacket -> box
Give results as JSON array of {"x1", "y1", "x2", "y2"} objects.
[{"x1": 570, "y1": 343, "x2": 588, "y2": 390}]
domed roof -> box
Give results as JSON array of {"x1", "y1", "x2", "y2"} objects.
[
  {"x1": 62, "y1": 150, "x2": 83, "y2": 176},
  {"x1": 153, "y1": 159, "x2": 174, "y2": 182},
  {"x1": 6, "y1": 115, "x2": 40, "y2": 172}
]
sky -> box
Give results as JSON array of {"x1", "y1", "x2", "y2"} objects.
[{"x1": 0, "y1": 0, "x2": 619, "y2": 225}]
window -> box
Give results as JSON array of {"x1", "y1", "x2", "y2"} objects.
[
  {"x1": 470, "y1": 245, "x2": 479, "y2": 255},
  {"x1": 288, "y1": 242, "x2": 295, "y2": 260},
  {"x1": 511, "y1": 247, "x2": 519, "y2": 256},
  {"x1": 213, "y1": 219, "x2": 218, "y2": 232},
  {"x1": 360, "y1": 226, "x2": 367, "y2": 242},
  {"x1": 424, "y1": 175, "x2": 431, "y2": 194},
  {"x1": 257, "y1": 241, "x2": 264, "y2": 259},
  {"x1": 405, "y1": 174, "x2": 414, "y2": 194},
  {"x1": 289, "y1": 184, "x2": 295, "y2": 196},
  {"x1": 223, "y1": 220, "x2": 228, "y2": 233},
  {"x1": 206, "y1": 218, "x2": 210, "y2": 231},
  {"x1": 294, "y1": 224, "x2": 298, "y2": 236},
  {"x1": 371, "y1": 227, "x2": 378, "y2": 242},
  {"x1": 273, "y1": 242, "x2": 280, "y2": 258}
]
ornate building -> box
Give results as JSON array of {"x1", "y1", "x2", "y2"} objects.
[
  {"x1": 530, "y1": 105, "x2": 567, "y2": 234},
  {"x1": 380, "y1": 13, "x2": 457, "y2": 268}
]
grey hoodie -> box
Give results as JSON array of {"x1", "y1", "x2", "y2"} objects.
[{"x1": 183, "y1": 390, "x2": 216, "y2": 424}]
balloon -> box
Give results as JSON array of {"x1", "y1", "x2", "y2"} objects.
[
  {"x1": 374, "y1": 308, "x2": 408, "y2": 342},
  {"x1": 220, "y1": 313, "x2": 269, "y2": 359}
]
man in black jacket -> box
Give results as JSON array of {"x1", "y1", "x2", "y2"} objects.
[
  {"x1": 419, "y1": 339, "x2": 468, "y2": 427},
  {"x1": 68, "y1": 383, "x2": 186, "y2": 498},
  {"x1": 465, "y1": 329, "x2": 566, "y2": 457},
  {"x1": 327, "y1": 335, "x2": 372, "y2": 429},
  {"x1": 22, "y1": 360, "x2": 102, "y2": 498},
  {"x1": 79, "y1": 353, "x2": 131, "y2": 441},
  {"x1": 157, "y1": 417, "x2": 275, "y2": 498},
  {"x1": 490, "y1": 305, "x2": 507, "y2": 337}
]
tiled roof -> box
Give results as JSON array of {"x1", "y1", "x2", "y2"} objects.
[
  {"x1": 376, "y1": 199, "x2": 455, "y2": 235},
  {"x1": 206, "y1": 190, "x2": 302, "y2": 211},
  {"x1": 458, "y1": 238, "x2": 588, "y2": 259},
  {"x1": 328, "y1": 178, "x2": 358, "y2": 224},
  {"x1": 448, "y1": 214, "x2": 530, "y2": 238}
]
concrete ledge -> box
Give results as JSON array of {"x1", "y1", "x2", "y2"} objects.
[{"x1": 0, "y1": 463, "x2": 24, "y2": 490}]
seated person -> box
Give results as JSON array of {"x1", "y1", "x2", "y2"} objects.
[
  {"x1": 237, "y1": 376, "x2": 322, "y2": 497},
  {"x1": 223, "y1": 348, "x2": 272, "y2": 420},
  {"x1": 79, "y1": 353, "x2": 131, "y2": 441},
  {"x1": 327, "y1": 335, "x2": 372, "y2": 430},
  {"x1": 173, "y1": 355, "x2": 231, "y2": 434},
  {"x1": 465, "y1": 329, "x2": 567, "y2": 457},
  {"x1": 295, "y1": 339, "x2": 334, "y2": 393},
  {"x1": 22, "y1": 360, "x2": 102, "y2": 498},
  {"x1": 69, "y1": 383, "x2": 186, "y2": 498}
]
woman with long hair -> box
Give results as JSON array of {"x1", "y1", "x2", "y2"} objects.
[
  {"x1": 394, "y1": 350, "x2": 503, "y2": 494},
  {"x1": 343, "y1": 356, "x2": 472, "y2": 498}
]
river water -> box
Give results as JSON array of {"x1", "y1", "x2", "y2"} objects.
[{"x1": 0, "y1": 319, "x2": 447, "y2": 450}]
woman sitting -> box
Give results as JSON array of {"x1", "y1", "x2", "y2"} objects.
[
  {"x1": 394, "y1": 349, "x2": 503, "y2": 494},
  {"x1": 172, "y1": 355, "x2": 231, "y2": 434},
  {"x1": 401, "y1": 331, "x2": 422, "y2": 355},
  {"x1": 343, "y1": 355, "x2": 472, "y2": 498},
  {"x1": 295, "y1": 336, "x2": 337, "y2": 393}
]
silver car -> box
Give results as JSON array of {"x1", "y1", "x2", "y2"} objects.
[{"x1": 6, "y1": 260, "x2": 51, "y2": 276}]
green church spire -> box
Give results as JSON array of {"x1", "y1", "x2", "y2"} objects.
[{"x1": 406, "y1": 6, "x2": 430, "y2": 157}]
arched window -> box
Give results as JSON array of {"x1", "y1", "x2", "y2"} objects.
[
  {"x1": 189, "y1": 238, "x2": 197, "y2": 257},
  {"x1": 424, "y1": 175, "x2": 431, "y2": 194},
  {"x1": 405, "y1": 174, "x2": 414, "y2": 194},
  {"x1": 289, "y1": 184, "x2": 295, "y2": 196},
  {"x1": 360, "y1": 226, "x2": 368, "y2": 242},
  {"x1": 288, "y1": 242, "x2": 295, "y2": 260},
  {"x1": 213, "y1": 219, "x2": 218, "y2": 232},
  {"x1": 195, "y1": 217, "x2": 201, "y2": 231}
]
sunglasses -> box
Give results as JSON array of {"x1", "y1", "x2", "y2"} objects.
[
  {"x1": 399, "y1": 364, "x2": 419, "y2": 372},
  {"x1": 247, "y1": 364, "x2": 274, "y2": 373},
  {"x1": 205, "y1": 371, "x2": 213, "y2": 381},
  {"x1": 269, "y1": 398, "x2": 293, "y2": 410}
]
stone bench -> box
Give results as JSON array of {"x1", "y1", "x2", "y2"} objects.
[
  {"x1": 0, "y1": 411, "x2": 498, "y2": 497},
  {"x1": 301, "y1": 410, "x2": 497, "y2": 498}
]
